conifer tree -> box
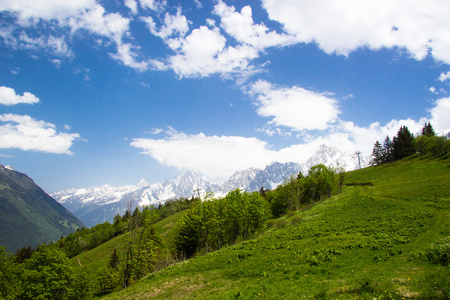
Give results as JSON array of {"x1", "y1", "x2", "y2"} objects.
[
  {"x1": 393, "y1": 126, "x2": 415, "y2": 160},
  {"x1": 421, "y1": 122, "x2": 435, "y2": 137},
  {"x1": 370, "y1": 141, "x2": 385, "y2": 166}
]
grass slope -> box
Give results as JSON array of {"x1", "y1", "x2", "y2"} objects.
[
  {"x1": 70, "y1": 208, "x2": 187, "y2": 274},
  {"x1": 104, "y1": 156, "x2": 449, "y2": 299}
]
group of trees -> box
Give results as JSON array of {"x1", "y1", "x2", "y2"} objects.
[
  {"x1": 0, "y1": 203, "x2": 168, "y2": 299},
  {"x1": 175, "y1": 190, "x2": 272, "y2": 258},
  {"x1": 174, "y1": 164, "x2": 341, "y2": 258},
  {"x1": 370, "y1": 123, "x2": 449, "y2": 166},
  {"x1": 266, "y1": 164, "x2": 338, "y2": 217}
]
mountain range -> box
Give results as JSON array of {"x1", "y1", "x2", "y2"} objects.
[
  {"x1": 0, "y1": 165, "x2": 84, "y2": 253},
  {"x1": 52, "y1": 145, "x2": 368, "y2": 227}
]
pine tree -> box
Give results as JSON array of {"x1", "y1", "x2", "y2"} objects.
[
  {"x1": 383, "y1": 136, "x2": 394, "y2": 163},
  {"x1": 421, "y1": 122, "x2": 435, "y2": 137},
  {"x1": 109, "y1": 248, "x2": 119, "y2": 269},
  {"x1": 393, "y1": 126, "x2": 415, "y2": 160},
  {"x1": 370, "y1": 141, "x2": 385, "y2": 166}
]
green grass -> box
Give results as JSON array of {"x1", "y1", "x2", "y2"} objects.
[
  {"x1": 70, "y1": 204, "x2": 188, "y2": 274},
  {"x1": 102, "y1": 156, "x2": 449, "y2": 299}
]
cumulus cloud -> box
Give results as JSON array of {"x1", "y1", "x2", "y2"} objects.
[
  {"x1": 142, "y1": 8, "x2": 189, "y2": 42},
  {"x1": 429, "y1": 97, "x2": 450, "y2": 133},
  {"x1": 131, "y1": 128, "x2": 277, "y2": 180},
  {"x1": 139, "y1": 0, "x2": 166, "y2": 12},
  {"x1": 0, "y1": 86, "x2": 40, "y2": 106},
  {"x1": 213, "y1": 0, "x2": 294, "y2": 50},
  {"x1": 0, "y1": 114, "x2": 80, "y2": 154},
  {"x1": 125, "y1": 0, "x2": 138, "y2": 15},
  {"x1": 130, "y1": 116, "x2": 426, "y2": 180},
  {"x1": 262, "y1": 0, "x2": 450, "y2": 63},
  {"x1": 249, "y1": 80, "x2": 340, "y2": 131},
  {"x1": 163, "y1": 25, "x2": 259, "y2": 78}
]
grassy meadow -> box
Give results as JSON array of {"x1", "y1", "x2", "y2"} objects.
[{"x1": 76, "y1": 156, "x2": 449, "y2": 299}]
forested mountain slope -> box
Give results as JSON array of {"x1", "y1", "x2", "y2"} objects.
[{"x1": 0, "y1": 165, "x2": 84, "y2": 252}]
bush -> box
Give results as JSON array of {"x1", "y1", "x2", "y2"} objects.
[{"x1": 421, "y1": 237, "x2": 450, "y2": 265}]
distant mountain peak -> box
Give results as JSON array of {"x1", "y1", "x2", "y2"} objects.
[
  {"x1": 52, "y1": 145, "x2": 369, "y2": 227},
  {"x1": 138, "y1": 179, "x2": 149, "y2": 188}
]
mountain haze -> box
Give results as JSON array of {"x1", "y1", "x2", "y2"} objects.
[
  {"x1": 53, "y1": 145, "x2": 368, "y2": 227},
  {"x1": 0, "y1": 165, "x2": 84, "y2": 253}
]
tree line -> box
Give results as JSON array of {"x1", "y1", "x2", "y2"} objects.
[
  {"x1": 0, "y1": 197, "x2": 194, "y2": 299},
  {"x1": 174, "y1": 163, "x2": 340, "y2": 258},
  {"x1": 370, "y1": 122, "x2": 450, "y2": 166}
]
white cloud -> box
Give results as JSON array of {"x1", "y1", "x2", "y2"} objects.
[
  {"x1": 131, "y1": 129, "x2": 277, "y2": 180},
  {"x1": 163, "y1": 25, "x2": 259, "y2": 78},
  {"x1": 0, "y1": 0, "x2": 96, "y2": 23},
  {"x1": 0, "y1": 86, "x2": 40, "y2": 106},
  {"x1": 69, "y1": 4, "x2": 148, "y2": 70},
  {"x1": 214, "y1": 0, "x2": 294, "y2": 50},
  {"x1": 142, "y1": 9, "x2": 189, "y2": 41},
  {"x1": 1, "y1": 1, "x2": 148, "y2": 71},
  {"x1": 139, "y1": 0, "x2": 166, "y2": 12},
  {"x1": 130, "y1": 117, "x2": 426, "y2": 180},
  {"x1": 0, "y1": 114, "x2": 80, "y2": 154},
  {"x1": 429, "y1": 97, "x2": 450, "y2": 133},
  {"x1": 439, "y1": 71, "x2": 450, "y2": 82},
  {"x1": 249, "y1": 80, "x2": 340, "y2": 131},
  {"x1": 262, "y1": 0, "x2": 450, "y2": 63},
  {"x1": 125, "y1": 0, "x2": 138, "y2": 15}
]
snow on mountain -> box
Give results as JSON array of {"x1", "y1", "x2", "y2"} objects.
[
  {"x1": 246, "y1": 162, "x2": 301, "y2": 191},
  {"x1": 299, "y1": 145, "x2": 368, "y2": 175},
  {"x1": 52, "y1": 145, "x2": 368, "y2": 227}
]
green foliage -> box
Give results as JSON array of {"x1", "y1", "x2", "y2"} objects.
[
  {"x1": 20, "y1": 247, "x2": 75, "y2": 300},
  {"x1": 0, "y1": 247, "x2": 21, "y2": 299},
  {"x1": 103, "y1": 156, "x2": 449, "y2": 300},
  {"x1": 0, "y1": 165, "x2": 84, "y2": 253},
  {"x1": 371, "y1": 123, "x2": 449, "y2": 167},
  {"x1": 174, "y1": 190, "x2": 271, "y2": 257},
  {"x1": 268, "y1": 164, "x2": 337, "y2": 217},
  {"x1": 415, "y1": 135, "x2": 450, "y2": 157},
  {"x1": 393, "y1": 125, "x2": 415, "y2": 160},
  {"x1": 97, "y1": 266, "x2": 121, "y2": 294},
  {"x1": 420, "y1": 237, "x2": 450, "y2": 265}
]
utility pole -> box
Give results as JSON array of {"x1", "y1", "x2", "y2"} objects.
[
  {"x1": 194, "y1": 187, "x2": 202, "y2": 198},
  {"x1": 355, "y1": 151, "x2": 361, "y2": 169}
]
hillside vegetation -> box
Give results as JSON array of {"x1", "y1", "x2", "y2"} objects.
[
  {"x1": 104, "y1": 155, "x2": 449, "y2": 299},
  {"x1": 0, "y1": 165, "x2": 84, "y2": 253}
]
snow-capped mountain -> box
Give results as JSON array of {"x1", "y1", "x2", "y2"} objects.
[
  {"x1": 52, "y1": 145, "x2": 368, "y2": 227},
  {"x1": 299, "y1": 145, "x2": 369, "y2": 175},
  {"x1": 246, "y1": 162, "x2": 301, "y2": 191}
]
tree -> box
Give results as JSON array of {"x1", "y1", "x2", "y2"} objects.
[
  {"x1": 393, "y1": 126, "x2": 415, "y2": 160},
  {"x1": 370, "y1": 141, "x2": 385, "y2": 166},
  {"x1": 383, "y1": 136, "x2": 394, "y2": 163},
  {"x1": 20, "y1": 247, "x2": 75, "y2": 300},
  {"x1": 421, "y1": 122, "x2": 435, "y2": 137},
  {"x1": 0, "y1": 247, "x2": 21, "y2": 299}
]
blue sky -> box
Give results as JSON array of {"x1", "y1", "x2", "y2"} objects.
[{"x1": 1, "y1": 0, "x2": 449, "y2": 192}]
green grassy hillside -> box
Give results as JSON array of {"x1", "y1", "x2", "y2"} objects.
[
  {"x1": 103, "y1": 156, "x2": 449, "y2": 299},
  {"x1": 70, "y1": 207, "x2": 187, "y2": 274}
]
